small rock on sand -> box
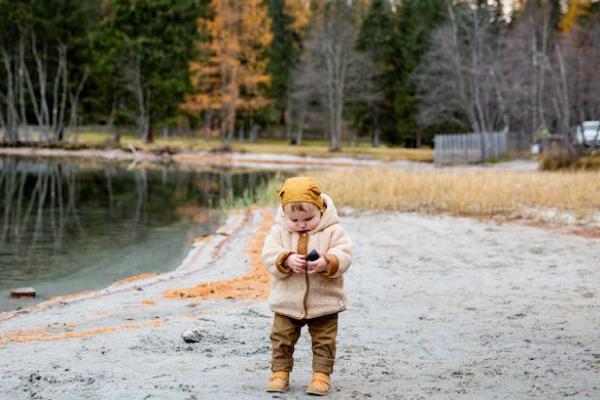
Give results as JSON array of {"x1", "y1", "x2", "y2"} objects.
[{"x1": 181, "y1": 329, "x2": 204, "y2": 343}]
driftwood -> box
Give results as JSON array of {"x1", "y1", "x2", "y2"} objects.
[{"x1": 10, "y1": 287, "x2": 36, "y2": 298}]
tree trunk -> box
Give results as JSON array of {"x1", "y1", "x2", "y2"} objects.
[
  {"x1": 203, "y1": 109, "x2": 212, "y2": 135},
  {"x1": 1, "y1": 48, "x2": 19, "y2": 143},
  {"x1": 139, "y1": 115, "x2": 149, "y2": 143},
  {"x1": 17, "y1": 40, "x2": 29, "y2": 142},
  {"x1": 280, "y1": 106, "x2": 286, "y2": 126},
  {"x1": 22, "y1": 36, "x2": 44, "y2": 140},
  {"x1": 51, "y1": 46, "x2": 63, "y2": 138},
  {"x1": 285, "y1": 94, "x2": 292, "y2": 142},
  {"x1": 331, "y1": 95, "x2": 343, "y2": 152},
  {"x1": 146, "y1": 126, "x2": 154, "y2": 144},
  {"x1": 113, "y1": 126, "x2": 121, "y2": 144},
  {"x1": 224, "y1": 108, "x2": 235, "y2": 145},
  {"x1": 286, "y1": 122, "x2": 292, "y2": 142},
  {"x1": 132, "y1": 54, "x2": 152, "y2": 144},
  {"x1": 223, "y1": 67, "x2": 238, "y2": 146},
  {"x1": 31, "y1": 34, "x2": 51, "y2": 141},
  {"x1": 372, "y1": 109, "x2": 380, "y2": 148},
  {"x1": 222, "y1": 104, "x2": 236, "y2": 146},
  {"x1": 295, "y1": 102, "x2": 306, "y2": 146},
  {"x1": 56, "y1": 45, "x2": 69, "y2": 142},
  {"x1": 68, "y1": 67, "x2": 89, "y2": 130},
  {"x1": 238, "y1": 119, "x2": 245, "y2": 141},
  {"x1": 0, "y1": 103, "x2": 6, "y2": 140}
]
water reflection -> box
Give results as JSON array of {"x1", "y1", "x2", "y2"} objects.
[{"x1": 0, "y1": 157, "x2": 275, "y2": 310}]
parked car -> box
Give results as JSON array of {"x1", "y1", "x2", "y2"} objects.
[{"x1": 574, "y1": 121, "x2": 600, "y2": 147}]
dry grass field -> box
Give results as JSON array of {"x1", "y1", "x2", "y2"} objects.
[{"x1": 307, "y1": 169, "x2": 600, "y2": 223}]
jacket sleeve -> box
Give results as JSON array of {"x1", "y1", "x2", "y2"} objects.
[
  {"x1": 261, "y1": 223, "x2": 293, "y2": 280},
  {"x1": 322, "y1": 225, "x2": 352, "y2": 279}
]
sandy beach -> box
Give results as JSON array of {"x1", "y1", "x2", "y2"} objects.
[{"x1": 1, "y1": 207, "x2": 599, "y2": 399}]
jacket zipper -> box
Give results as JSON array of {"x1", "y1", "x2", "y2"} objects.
[
  {"x1": 303, "y1": 270, "x2": 309, "y2": 319},
  {"x1": 299, "y1": 231, "x2": 309, "y2": 319}
]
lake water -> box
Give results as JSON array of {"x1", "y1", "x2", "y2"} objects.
[{"x1": 0, "y1": 157, "x2": 276, "y2": 311}]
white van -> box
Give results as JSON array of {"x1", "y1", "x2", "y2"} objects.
[{"x1": 575, "y1": 121, "x2": 600, "y2": 146}]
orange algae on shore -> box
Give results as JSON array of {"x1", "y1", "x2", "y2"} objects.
[
  {"x1": 163, "y1": 209, "x2": 272, "y2": 301},
  {"x1": 0, "y1": 320, "x2": 162, "y2": 345},
  {"x1": 48, "y1": 289, "x2": 98, "y2": 302}
]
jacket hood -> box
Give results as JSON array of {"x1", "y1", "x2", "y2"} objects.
[{"x1": 274, "y1": 193, "x2": 339, "y2": 233}]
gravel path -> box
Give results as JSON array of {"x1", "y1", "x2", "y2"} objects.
[{"x1": 1, "y1": 210, "x2": 598, "y2": 399}]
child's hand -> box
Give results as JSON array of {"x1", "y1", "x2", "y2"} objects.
[
  {"x1": 285, "y1": 253, "x2": 307, "y2": 273},
  {"x1": 307, "y1": 251, "x2": 328, "y2": 274}
]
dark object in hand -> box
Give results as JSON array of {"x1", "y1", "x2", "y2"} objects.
[{"x1": 306, "y1": 249, "x2": 320, "y2": 262}]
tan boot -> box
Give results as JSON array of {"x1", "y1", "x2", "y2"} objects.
[
  {"x1": 265, "y1": 371, "x2": 289, "y2": 393},
  {"x1": 306, "y1": 372, "x2": 331, "y2": 396}
]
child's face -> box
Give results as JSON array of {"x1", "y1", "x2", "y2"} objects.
[{"x1": 283, "y1": 203, "x2": 321, "y2": 232}]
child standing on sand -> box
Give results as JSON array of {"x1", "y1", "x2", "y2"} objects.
[{"x1": 261, "y1": 176, "x2": 352, "y2": 396}]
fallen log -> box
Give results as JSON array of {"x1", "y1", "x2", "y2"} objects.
[{"x1": 10, "y1": 287, "x2": 36, "y2": 298}]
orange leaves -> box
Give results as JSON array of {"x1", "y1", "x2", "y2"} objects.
[
  {"x1": 181, "y1": 0, "x2": 273, "y2": 133},
  {"x1": 284, "y1": 0, "x2": 312, "y2": 35},
  {"x1": 163, "y1": 208, "x2": 273, "y2": 301},
  {"x1": 559, "y1": 0, "x2": 591, "y2": 33}
]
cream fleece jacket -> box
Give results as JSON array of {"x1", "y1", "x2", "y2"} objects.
[{"x1": 261, "y1": 194, "x2": 352, "y2": 319}]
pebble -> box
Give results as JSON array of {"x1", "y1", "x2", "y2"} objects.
[{"x1": 181, "y1": 329, "x2": 203, "y2": 343}]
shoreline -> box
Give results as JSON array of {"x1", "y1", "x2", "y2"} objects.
[
  {"x1": 0, "y1": 207, "x2": 264, "y2": 325},
  {"x1": 0, "y1": 145, "x2": 432, "y2": 170},
  {"x1": 0, "y1": 145, "x2": 541, "y2": 171}
]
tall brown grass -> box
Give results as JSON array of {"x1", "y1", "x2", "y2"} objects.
[
  {"x1": 539, "y1": 152, "x2": 600, "y2": 171},
  {"x1": 307, "y1": 169, "x2": 600, "y2": 220},
  {"x1": 235, "y1": 143, "x2": 433, "y2": 162}
]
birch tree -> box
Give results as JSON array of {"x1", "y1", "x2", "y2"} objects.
[{"x1": 0, "y1": 0, "x2": 98, "y2": 143}]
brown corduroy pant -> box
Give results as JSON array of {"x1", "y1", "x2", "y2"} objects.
[{"x1": 270, "y1": 312, "x2": 338, "y2": 374}]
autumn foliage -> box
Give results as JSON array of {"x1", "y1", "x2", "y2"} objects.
[
  {"x1": 182, "y1": 0, "x2": 273, "y2": 142},
  {"x1": 560, "y1": 0, "x2": 591, "y2": 32}
]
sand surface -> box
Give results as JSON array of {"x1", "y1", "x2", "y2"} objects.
[{"x1": 1, "y1": 209, "x2": 598, "y2": 399}]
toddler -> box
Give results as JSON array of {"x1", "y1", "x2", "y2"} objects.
[{"x1": 261, "y1": 176, "x2": 352, "y2": 395}]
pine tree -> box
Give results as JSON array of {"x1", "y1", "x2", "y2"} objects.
[
  {"x1": 355, "y1": 0, "x2": 395, "y2": 147},
  {"x1": 391, "y1": 0, "x2": 446, "y2": 147},
  {"x1": 266, "y1": 0, "x2": 310, "y2": 126},
  {"x1": 96, "y1": 0, "x2": 201, "y2": 143}
]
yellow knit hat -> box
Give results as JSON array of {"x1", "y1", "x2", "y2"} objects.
[{"x1": 276, "y1": 176, "x2": 325, "y2": 212}]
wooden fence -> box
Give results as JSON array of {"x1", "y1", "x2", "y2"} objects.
[{"x1": 434, "y1": 132, "x2": 508, "y2": 166}]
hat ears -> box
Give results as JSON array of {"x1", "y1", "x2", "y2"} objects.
[{"x1": 276, "y1": 187, "x2": 320, "y2": 198}]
